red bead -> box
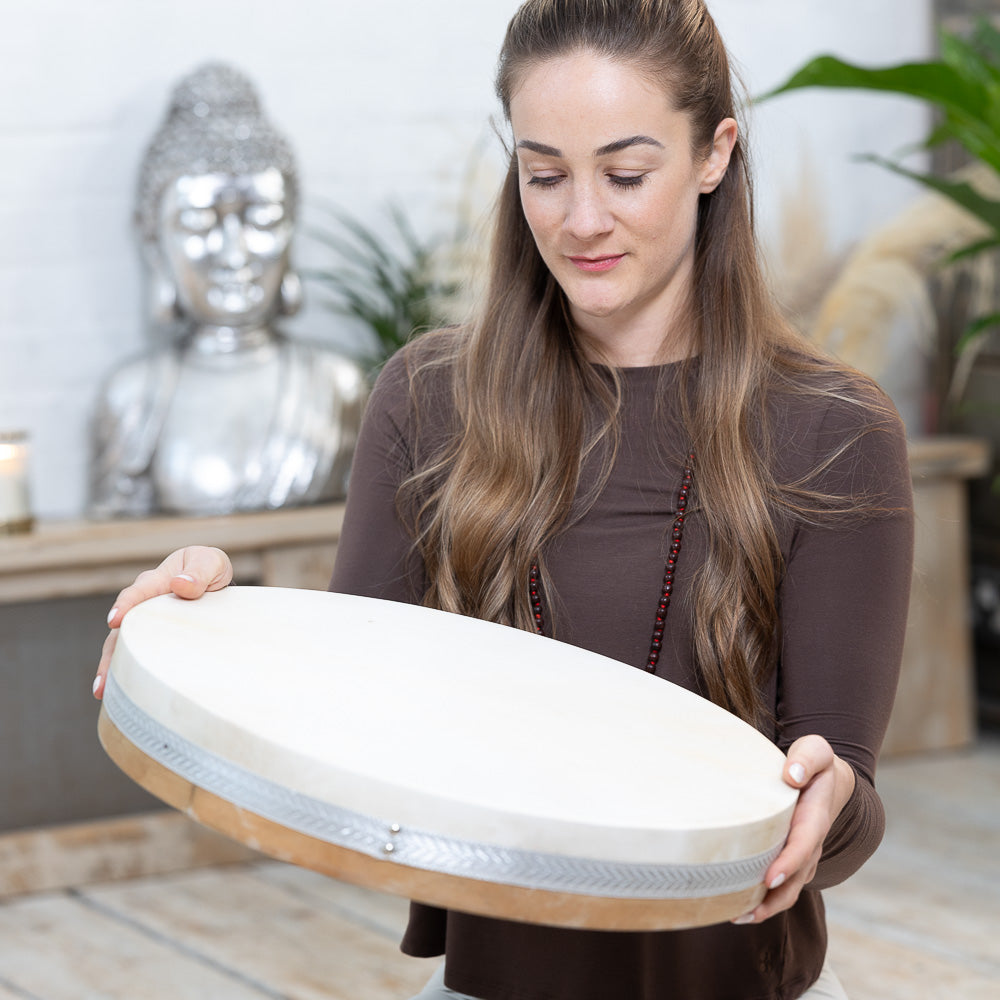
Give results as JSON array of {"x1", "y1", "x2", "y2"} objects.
[{"x1": 527, "y1": 452, "x2": 692, "y2": 670}]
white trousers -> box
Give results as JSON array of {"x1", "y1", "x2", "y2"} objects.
[{"x1": 409, "y1": 959, "x2": 849, "y2": 999}]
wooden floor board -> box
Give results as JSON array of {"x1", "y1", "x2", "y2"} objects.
[
  {"x1": 249, "y1": 860, "x2": 412, "y2": 942},
  {"x1": 826, "y1": 923, "x2": 1000, "y2": 1000},
  {"x1": 80, "y1": 865, "x2": 436, "y2": 1000},
  {"x1": 0, "y1": 738, "x2": 996, "y2": 999},
  {"x1": 0, "y1": 981, "x2": 46, "y2": 1000},
  {"x1": 824, "y1": 736, "x2": 1000, "y2": 998},
  {"x1": 0, "y1": 891, "x2": 270, "y2": 999}
]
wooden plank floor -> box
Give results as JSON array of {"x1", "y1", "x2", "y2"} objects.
[
  {"x1": 824, "y1": 734, "x2": 1000, "y2": 999},
  {"x1": 0, "y1": 737, "x2": 997, "y2": 1000}
]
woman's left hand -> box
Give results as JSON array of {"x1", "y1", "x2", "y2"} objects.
[{"x1": 732, "y1": 734, "x2": 857, "y2": 925}]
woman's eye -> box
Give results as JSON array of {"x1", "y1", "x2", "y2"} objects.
[
  {"x1": 608, "y1": 174, "x2": 646, "y2": 190},
  {"x1": 526, "y1": 174, "x2": 563, "y2": 188}
]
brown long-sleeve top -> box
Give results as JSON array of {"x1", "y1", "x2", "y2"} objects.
[{"x1": 330, "y1": 344, "x2": 914, "y2": 1000}]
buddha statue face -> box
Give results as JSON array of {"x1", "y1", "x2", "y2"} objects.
[
  {"x1": 136, "y1": 63, "x2": 301, "y2": 330},
  {"x1": 158, "y1": 167, "x2": 293, "y2": 326}
]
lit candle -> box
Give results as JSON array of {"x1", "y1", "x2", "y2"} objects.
[{"x1": 0, "y1": 431, "x2": 33, "y2": 534}]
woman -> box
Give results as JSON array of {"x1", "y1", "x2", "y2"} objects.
[{"x1": 95, "y1": 2, "x2": 913, "y2": 997}]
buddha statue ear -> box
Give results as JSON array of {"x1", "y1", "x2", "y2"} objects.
[
  {"x1": 278, "y1": 269, "x2": 303, "y2": 317},
  {"x1": 142, "y1": 242, "x2": 183, "y2": 327},
  {"x1": 149, "y1": 272, "x2": 182, "y2": 325}
]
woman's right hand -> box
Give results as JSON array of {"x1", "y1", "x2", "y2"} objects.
[{"x1": 93, "y1": 545, "x2": 233, "y2": 700}]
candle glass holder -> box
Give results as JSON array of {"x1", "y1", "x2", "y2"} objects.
[{"x1": 0, "y1": 431, "x2": 34, "y2": 535}]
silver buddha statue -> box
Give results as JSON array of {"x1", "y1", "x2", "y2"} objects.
[{"x1": 89, "y1": 63, "x2": 367, "y2": 517}]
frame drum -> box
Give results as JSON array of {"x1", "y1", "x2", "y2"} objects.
[{"x1": 99, "y1": 587, "x2": 797, "y2": 931}]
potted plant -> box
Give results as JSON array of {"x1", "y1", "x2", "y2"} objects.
[
  {"x1": 763, "y1": 18, "x2": 1000, "y2": 728},
  {"x1": 760, "y1": 17, "x2": 1000, "y2": 399},
  {"x1": 302, "y1": 202, "x2": 464, "y2": 375}
]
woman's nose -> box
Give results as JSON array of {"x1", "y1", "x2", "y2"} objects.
[{"x1": 563, "y1": 183, "x2": 613, "y2": 241}]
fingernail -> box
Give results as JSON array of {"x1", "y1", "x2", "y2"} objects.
[
  {"x1": 92, "y1": 675, "x2": 102, "y2": 696},
  {"x1": 106, "y1": 607, "x2": 118, "y2": 626},
  {"x1": 174, "y1": 574, "x2": 195, "y2": 583},
  {"x1": 789, "y1": 762, "x2": 806, "y2": 784},
  {"x1": 769, "y1": 873, "x2": 786, "y2": 890},
  {"x1": 732, "y1": 913, "x2": 755, "y2": 925}
]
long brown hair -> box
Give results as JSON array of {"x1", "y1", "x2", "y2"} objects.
[{"x1": 398, "y1": 0, "x2": 890, "y2": 728}]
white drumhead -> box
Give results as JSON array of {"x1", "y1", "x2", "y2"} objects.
[{"x1": 104, "y1": 587, "x2": 796, "y2": 899}]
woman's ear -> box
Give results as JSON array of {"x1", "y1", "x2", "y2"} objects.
[{"x1": 699, "y1": 117, "x2": 738, "y2": 194}]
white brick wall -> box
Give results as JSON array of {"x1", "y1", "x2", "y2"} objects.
[{"x1": 0, "y1": 0, "x2": 931, "y2": 518}]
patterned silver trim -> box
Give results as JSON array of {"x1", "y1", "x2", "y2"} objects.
[{"x1": 103, "y1": 674, "x2": 781, "y2": 899}]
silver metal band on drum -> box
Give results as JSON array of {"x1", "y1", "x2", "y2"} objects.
[{"x1": 103, "y1": 674, "x2": 782, "y2": 900}]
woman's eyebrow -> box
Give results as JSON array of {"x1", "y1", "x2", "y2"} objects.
[
  {"x1": 516, "y1": 139, "x2": 562, "y2": 156},
  {"x1": 595, "y1": 135, "x2": 664, "y2": 155},
  {"x1": 516, "y1": 135, "x2": 664, "y2": 157}
]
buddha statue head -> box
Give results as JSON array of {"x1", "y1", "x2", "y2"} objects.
[{"x1": 135, "y1": 62, "x2": 302, "y2": 330}]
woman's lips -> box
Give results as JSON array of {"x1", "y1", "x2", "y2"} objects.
[{"x1": 567, "y1": 254, "x2": 624, "y2": 273}]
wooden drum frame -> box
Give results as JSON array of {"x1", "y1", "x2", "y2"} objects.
[{"x1": 99, "y1": 587, "x2": 797, "y2": 931}]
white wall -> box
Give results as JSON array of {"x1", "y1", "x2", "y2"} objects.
[
  {"x1": 712, "y1": 0, "x2": 935, "y2": 275},
  {"x1": 0, "y1": 0, "x2": 933, "y2": 518}
]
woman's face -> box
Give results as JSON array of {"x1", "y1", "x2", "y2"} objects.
[{"x1": 509, "y1": 50, "x2": 735, "y2": 365}]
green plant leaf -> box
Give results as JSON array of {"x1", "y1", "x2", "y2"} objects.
[
  {"x1": 940, "y1": 29, "x2": 1000, "y2": 89},
  {"x1": 761, "y1": 21, "x2": 1000, "y2": 395},
  {"x1": 955, "y1": 311, "x2": 1000, "y2": 355},
  {"x1": 971, "y1": 16, "x2": 1000, "y2": 61},
  {"x1": 945, "y1": 236, "x2": 1000, "y2": 263},
  {"x1": 302, "y1": 200, "x2": 460, "y2": 369},
  {"x1": 861, "y1": 154, "x2": 1000, "y2": 233},
  {"x1": 923, "y1": 120, "x2": 958, "y2": 150},
  {"x1": 934, "y1": 100, "x2": 1000, "y2": 173},
  {"x1": 760, "y1": 55, "x2": 989, "y2": 119}
]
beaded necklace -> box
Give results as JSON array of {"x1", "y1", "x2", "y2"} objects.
[{"x1": 529, "y1": 452, "x2": 694, "y2": 673}]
